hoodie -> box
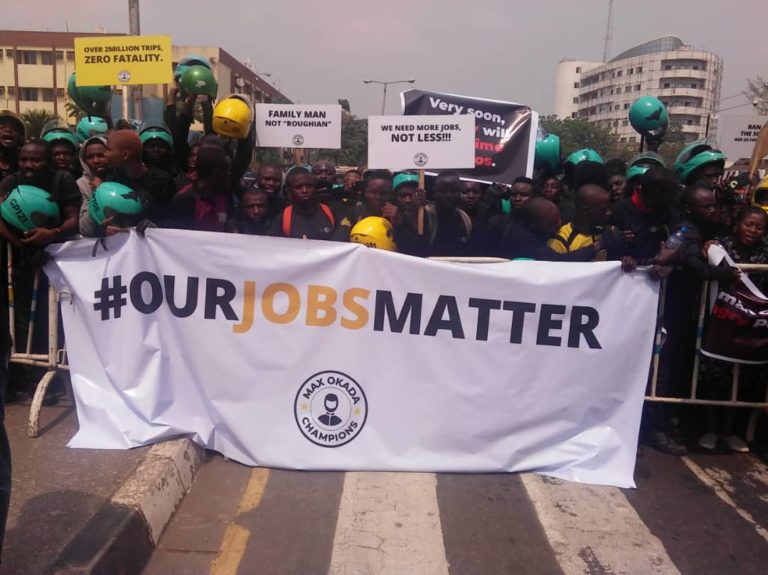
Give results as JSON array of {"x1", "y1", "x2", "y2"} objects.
[{"x1": 76, "y1": 136, "x2": 107, "y2": 237}]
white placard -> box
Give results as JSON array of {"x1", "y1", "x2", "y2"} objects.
[
  {"x1": 254, "y1": 104, "x2": 342, "y2": 148},
  {"x1": 367, "y1": 115, "x2": 475, "y2": 170},
  {"x1": 718, "y1": 115, "x2": 765, "y2": 161}
]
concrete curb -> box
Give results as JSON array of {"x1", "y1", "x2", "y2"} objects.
[{"x1": 46, "y1": 437, "x2": 205, "y2": 575}]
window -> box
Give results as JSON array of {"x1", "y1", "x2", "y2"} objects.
[
  {"x1": 41, "y1": 89, "x2": 54, "y2": 102},
  {"x1": 40, "y1": 51, "x2": 53, "y2": 65},
  {"x1": 635, "y1": 84, "x2": 641, "y2": 91},
  {"x1": 56, "y1": 50, "x2": 65, "y2": 60},
  {"x1": 664, "y1": 64, "x2": 672, "y2": 70},
  {"x1": 573, "y1": 82, "x2": 580, "y2": 89},
  {"x1": 0, "y1": 87, "x2": 4, "y2": 95},
  {"x1": 614, "y1": 104, "x2": 620, "y2": 111},
  {"x1": 613, "y1": 120, "x2": 619, "y2": 127},
  {"x1": 620, "y1": 137, "x2": 627, "y2": 143},
  {"x1": 663, "y1": 83, "x2": 671, "y2": 89},
  {"x1": 55, "y1": 88, "x2": 65, "y2": 97},
  {"x1": 616, "y1": 87, "x2": 621, "y2": 93},
  {"x1": 66, "y1": 51, "x2": 74, "y2": 61},
  {"x1": 690, "y1": 83, "x2": 698, "y2": 89},
  {"x1": 617, "y1": 70, "x2": 623, "y2": 77},
  {"x1": 7, "y1": 87, "x2": 15, "y2": 96},
  {"x1": 20, "y1": 50, "x2": 37, "y2": 65},
  {"x1": 636, "y1": 66, "x2": 643, "y2": 73},
  {"x1": 571, "y1": 112, "x2": 577, "y2": 119},
  {"x1": 693, "y1": 65, "x2": 699, "y2": 70},
  {"x1": 629, "y1": 136, "x2": 637, "y2": 143},
  {"x1": 19, "y1": 87, "x2": 38, "y2": 101},
  {"x1": 576, "y1": 66, "x2": 582, "y2": 73},
  {"x1": 623, "y1": 103, "x2": 630, "y2": 109},
  {"x1": 5, "y1": 49, "x2": 14, "y2": 58},
  {"x1": 628, "y1": 68, "x2": 633, "y2": 75},
  {"x1": 572, "y1": 97, "x2": 579, "y2": 103},
  {"x1": 622, "y1": 120, "x2": 628, "y2": 126},
  {"x1": 686, "y1": 119, "x2": 693, "y2": 125},
  {"x1": 683, "y1": 101, "x2": 691, "y2": 107}
]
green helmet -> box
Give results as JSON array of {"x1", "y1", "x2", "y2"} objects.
[
  {"x1": 628, "y1": 96, "x2": 668, "y2": 135},
  {"x1": 673, "y1": 139, "x2": 725, "y2": 185},
  {"x1": 535, "y1": 133, "x2": 561, "y2": 172},
  {"x1": 626, "y1": 165, "x2": 650, "y2": 182},
  {"x1": 174, "y1": 55, "x2": 212, "y2": 81},
  {"x1": 67, "y1": 73, "x2": 112, "y2": 115},
  {"x1": 139, "y1": 125, "x2": 173, "y2": 149},
  {"x1": 629, "y1": 151, "x2": 666, "y2": 169},
  {"x1": 393, "y1": 173, "x2": 419, "y2": 190},
  {"x1": 42, "y1": 127, "x2": 79, "y2": 151},
  {"x1": 0, "y1": 185, "x2": 61, "y2": 232},
  {"x1": 76, "y1": 116, "x2": 109, "y2": 143},
  {"x1": 88, "y1": 182, "x2": 144, "y2": 225},
  {"x1": 564, "y1": 148, "x2": 604, "y2": 167},
  {"x1": 179, "y1": 65, "x2": 218, "y2": 98}
]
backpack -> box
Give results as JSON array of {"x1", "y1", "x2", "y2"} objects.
[
  {"x1": 421, "y1": 204, "x2": 472, "y2": 245},
  {"x1": 282, "y1": 203, "x2": 335, "y2": 236}
]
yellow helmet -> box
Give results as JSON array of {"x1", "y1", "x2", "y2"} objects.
[
  {"x1": 350, "y1": 216, "x2": 396, "y2": 251},
  {"x1": 212, "y1": 94, "x2": 253, "y2": 139},
  {"x1": 754, "y1": 175, "x2": 768, "y2": 213}
]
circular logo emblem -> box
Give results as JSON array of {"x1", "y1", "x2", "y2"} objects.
[
  {"x1": 292, "y1": 134, "x2": 305, "y2": 146},
  {"x1": 413, "y1": 152, "x2": 429, "y2": 167},
  {"x1": 294, "y1": 371, "x2": 368, "y2": 448},
  {"x1": 117, "y1": 70, "x2": 131, "y2": 83}
]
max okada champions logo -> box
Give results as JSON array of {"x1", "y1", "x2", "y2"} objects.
[{"x1": 294, "y1": 371, "x2": 368, "y2": 448}]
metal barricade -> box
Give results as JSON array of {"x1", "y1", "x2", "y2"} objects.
[
  {"x1": 7, "y1": 245, "x2": 69, "y2": 438},
  {"x1": 646, "y1": 263, "x2": 768, "y2": 442}
]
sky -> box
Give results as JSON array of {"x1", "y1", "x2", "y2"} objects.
[{"x1": 3, "y1": 0, "x2": 767, "y2": 117}]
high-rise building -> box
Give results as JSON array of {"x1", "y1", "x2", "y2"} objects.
[
  {"x1": 553, "y1": 36, "x2": 723, "y2": 143},
  {"x1": 0, "y1": 30, "x2": 289, "y2": 126}
]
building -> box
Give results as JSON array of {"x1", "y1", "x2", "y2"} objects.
[
  {"x1": 0, "y1": 30, "x2": 289, "y2": 127},
  {"x1": 553, "y1": 36, "x2": 723, "y2": 143}
]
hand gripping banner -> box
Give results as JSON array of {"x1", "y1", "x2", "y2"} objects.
[{"x1": 45, "y1": 230, "x2": 659, "y2": 487}]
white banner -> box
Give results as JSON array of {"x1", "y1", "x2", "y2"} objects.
[
  {"x1": 254, "y1": 104, "x2": 342, "y2": 148},
  {"x1": 367, "y1": 114, "x2": 475, "y2": 171},
  {"x1": 45, "y1": 230, "x2": 659, "y2": 487}
]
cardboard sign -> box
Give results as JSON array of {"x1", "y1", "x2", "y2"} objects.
[
  {"x1": 367, "y1": 115, "x2": 475, "y2": 171},
  {"x1": 74, "y1": 35, "x2": 173, "y2": 86},
  {"x1": 718, "y1": 115, "x2": 766, "y2": 161},
  {"x1": 254, "y1": 104, "x2": 342, "y2": 148}
]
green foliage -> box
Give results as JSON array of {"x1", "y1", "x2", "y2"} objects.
[
  {"x1": 540, "y1": 115, "x2": 616, "y2": 158},
  {"x1": 21, "y1": 109, "x2": 62, "y2": 138},
  {"x1": 65, "y1": 101, "x2": 86, "y2": 123},
  {"x1": 310, "y1": 113, "x2": 367, "y2": 167}
]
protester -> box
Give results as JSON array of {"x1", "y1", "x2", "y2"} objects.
[
  {"x1": 269, "y1": 167, "x2": 335, "y2": 240},
  {"x1": 424, "y1": 171, "x2": 474, "y2": 256},
  {"x1": 311, "y1": 159, "x2": 337, "y2": 206},
  {"x1": 605, "y1": 158, "x2": 627, "y2": 203},
  {"x1": 548, "y1": 184, "x2": 618, "y2": 260},
  {"x1": 539, "y1": 175, "x2": 573, "y2": 223},
  {"x1": 0, "y1": 111, "x2": 26, "y2": 176},
  {"x1": 77, "y1": 136, "x2": 109, "y2": 237},
  {"x1": 696, "y1": 206, "x2": 768, "y2": 452},
  {"x1": 230, "y1": 185, "x2": 271, "y2": 236},
  {"x1": 334, "y1": 171, "x2": 395, "y2": 241},
  {"x1": 172, "y1": 144, "x2": 234, "y2": 232},
  {"x1": 103, "y1": 130, "x2": 176, "y2": 228}
]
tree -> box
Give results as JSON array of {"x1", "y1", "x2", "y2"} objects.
[
  {"x1": 21, "y1": 109, "x2": 62, "y2": 138},
  {"x1": 540, "y1": 116, "x2": 618, "y2": 159},
  {"x1": 310, "y1": 112, "x2": 368, "y2": 167},
  {"x1": 745, "y1": 76, "x2": 768, "y2": 115}
]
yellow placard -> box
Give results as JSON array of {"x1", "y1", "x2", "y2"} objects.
[{"x1": 74, "y1": 35, "x2": 173, "y2": 86}]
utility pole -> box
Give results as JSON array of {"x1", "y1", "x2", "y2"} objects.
[
  {"x1": 602, "y1": 0, "x2": 614, "y2": 63},
  {"x1": 128, "y1": 0, "x2": 141, "y2": 121}
]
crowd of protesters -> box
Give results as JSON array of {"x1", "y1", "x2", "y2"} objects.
[{"x1": 0, "y1": 72, "x2": 768, "y2": 553}]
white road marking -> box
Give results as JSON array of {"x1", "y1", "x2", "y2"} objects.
[
  {"x1": 521, "y1": 474, "x2": 680, "y2": 575},
  {"x1": 682, "y1": 456, "x2": 768, "y2": 543},
  {"x1": 329, "y1": 472, "x2": 449, "y2": 575}
]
